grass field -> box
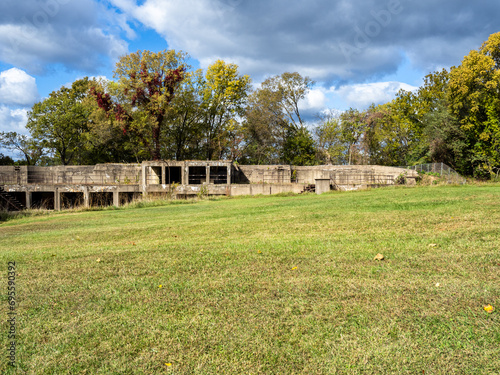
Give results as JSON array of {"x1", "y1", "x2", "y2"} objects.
[{"x1": 1, "y1": 184, "x2": 499, "y2": 374}]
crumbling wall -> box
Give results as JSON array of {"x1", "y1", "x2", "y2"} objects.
[
  {"x1": 19, "y1": 164, "x2": 142, "y2": 185},
  {"x1": 294, "y1": 165, "x2": 418, "y2": 187},
  {"x1": 232, "y1": 165, "x2": 292, "y2": 184}
]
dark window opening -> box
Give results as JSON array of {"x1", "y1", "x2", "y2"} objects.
[
  {"x1": 188, "y1": 167, "x2": 206, "y2": 185},
  {"x1": 210, "y1": 167, "x2": 228, "y2": 184},
  {"x1": 165, "y1": 167, "x2": 182, "y2": 184},
  {"x1": 89, "y1": 192, "x2": 113, "y2": 207},
  {"x1": 32, "y1": 192, "x2": 54, "y2": 210},
  {"x1": 150, "y1": 167, "x2": 163, "y2": 185},
  {"x1": 61, "y1": 192, "x2": 84, "y2": 209},
  {"x1": 119, "y1": 192, "x2": 139, "y2": 205}
]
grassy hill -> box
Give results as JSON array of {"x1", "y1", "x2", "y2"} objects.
[{"x1": 1, "y1": 185, "x2": 499, "y2": 374}]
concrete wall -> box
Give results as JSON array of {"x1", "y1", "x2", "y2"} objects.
[
  {"x1": 232, "y1": 165, "x2": 292, "y2": 184},
  {"x1": 0, "y1": 164, "x2": 142, "y2": 185},
  {"x1": 231, "y1": 183, "x2": 305, "y2": 196},
  {"x1": 0, "y1": 161, "x2": 420, "y2": 210},
  {"x1": 294, "y1": 165, "x2": 418, "y2": 186}
]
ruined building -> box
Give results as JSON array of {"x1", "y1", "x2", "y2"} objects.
[{"x1": 0, "y1": 161, "x2": 417, "y2": 211}]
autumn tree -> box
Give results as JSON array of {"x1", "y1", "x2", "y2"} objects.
[
  {"x1": 92, "y1": 50, "x2": 186, "y2": 161},
  {"x1": 448, "y1": 32, "x2": 500, "y2": 178},
  {"x1": 199, "y1": 60, "x2": 251, "y2": 160}
]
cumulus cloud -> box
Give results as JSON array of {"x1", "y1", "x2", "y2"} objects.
[
  {"x1": 330, "y1": 81, "x2": 418, "y2": 109},
  {"x1": 0, "y1": 105, "x2": 29, "y2": 133},
  {"x1": 299, "y1": 89, "x2": 327, "y2": 111},
  {"x1": 0, "y1": 0, "x2": 129, "y2": 74},
  {"x1": 109, "y1": 0, "x2": 500, "y2": 84},
  {"x1": 0, "y1": 68, "x2": 39, "y2": 106}
]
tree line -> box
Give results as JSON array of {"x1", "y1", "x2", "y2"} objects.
[{"x1": 1, "y1": 33, "x2": 499, "y2": 178}]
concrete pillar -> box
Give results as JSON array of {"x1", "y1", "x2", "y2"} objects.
[
  {"x1": 25, "y1": 191, "x2": 31, "y2": 209},
  {"x1": 113, "y1": 189, "x2": 120, "y2": 207},
  {"x1": 83, "y1": 187, "x2": 90, "y2": 208},
  {"x1": 161, "y1": 166, "x2": 166, "y2": 185},
  {"x1": 227, "y1": 165, "x2": 231, "y2": 185},
  {"x1": 206, "y1": 165, "x2": 210, "y2": 184},
  {"x1": 183, "y1": 164, "x2": 188, "y2": 185},
  {"x1": 141, "y1": 163, "x2": 148, "y2": 197},
  {"x1": 54, "y1": 189, "x2": 61, "y2": 211}
]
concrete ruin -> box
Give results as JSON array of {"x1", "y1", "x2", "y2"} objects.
[{"x1": 0, "y1": 161, "x2": 417, "y2": 211}]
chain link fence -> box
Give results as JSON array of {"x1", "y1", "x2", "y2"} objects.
[{"x1": 403, "y1": 163, "x2": 466, "y2": 184}]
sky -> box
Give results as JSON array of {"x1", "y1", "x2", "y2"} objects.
[{"x1": 0, "y1": 0, "x2": 499, "y2": 145}]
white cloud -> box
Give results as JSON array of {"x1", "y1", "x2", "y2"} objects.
[
  {"x1": 0, "y1": 105, "x2": 29, "y2": 133},
  {"x1": 330, "y1": 81, "x2": 418, "y2": 109},
  {"x1": 109, "y1": 0, "x2": 500, "y2": 84},
  {"x1": 0, "y1": 0, "x2": 129, "y2": 74},
  {"x1": 299, "y1": 88, "x2": 327, "y2": 111},
  {"x1": 0, "y1": 68, "x2": 39, "y2": 106}
]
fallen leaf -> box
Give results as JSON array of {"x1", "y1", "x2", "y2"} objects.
[
  {"x1": 374, "y1": 253, "x2": 384, "y2": 261},
  {"x1": 96, "y1": 258, "x2": 101, "y2": 263},
  {"x1": 291, "y1": 266, "x2": 298, "y2": 270},
  {"x1": 428, "y1": 243, "x2": 437, "y2": 247},
  {"x1": 484, "y1": 304, "x2": 494, "y2": 313}
]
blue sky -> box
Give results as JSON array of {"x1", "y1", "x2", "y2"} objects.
[{"x1": 0, "y1": 0, "x2": 499, "y2": 143}]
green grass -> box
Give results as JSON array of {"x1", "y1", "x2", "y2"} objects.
[{"x1": 1, "y1": 184, "x2": 499, "y2": 374}]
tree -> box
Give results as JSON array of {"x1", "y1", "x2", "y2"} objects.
[
  {"x1": 242, "y1": 85, "x2": 287, "y2": 164},
  {"x1": 282, "y1": 126, "x2": 316, "y2": 166},
  {"x1": 314, "y1": 113, "x2": 348, "y2": 165},
  {"x1": 242, "y1": 72, "x2": 313, "y2": 164},
  {"x1": 199, "y1": 60, "x2": 251, "y2": 160},
  {"x1": 162, "y1": 69, "x2": 205, "y2": 160},
  {"x1": 448, "y1": 32, "x2": 500, "y2": 178},
  {"x1": 0, "y1": 153, "x2": 14, "y2": 165},
  {"x1": 262, "y1": 72, "x2": 314, "y2": 127},
  {"x1": 422, "y1": 101, "x2": 470, "y2": 174},
  {"x1": 339, "y1": 108, "x2": 368, "y2": 165},
  {"x1": 0, "y1": 132, "x2": 44, "y2": 165},
  {"x1": 92, "y1": 50, "x2": 187, "y2": 161},
  {"x1": 26, "y1": 78, "x2": 91, "y2": 165}
]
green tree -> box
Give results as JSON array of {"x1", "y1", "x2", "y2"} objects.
[
  {"x1": 282, "y1": 126, "x2": 316, "y2": 166},
  {"x1": 339, "y1": 108, "x2": 369, "y2": 165},
  {"x1": 0, "y1": 132, "x2": 44, "y2": 165},
  {"x1": 26, "y1": 78, "x2": 91, "y2": 165},
  {"x1": 162, "y1": 69, "x2": 205, "y2": 160},
  {"x1": 0, "y1": 153, "x2": 14, "y2": 165},
  {"x1": 314, "y1": 113, "x2": 348, "y2": 165},
  {"x1": 242, "y1": 72, "x2": 313, "y2": 164}
]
